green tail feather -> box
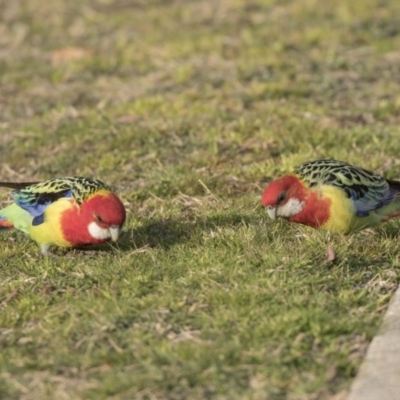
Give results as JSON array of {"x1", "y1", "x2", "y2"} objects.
[{"x1": 0, "y1": 204, "x2": 33, "y2": 234}]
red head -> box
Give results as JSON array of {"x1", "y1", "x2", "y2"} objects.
[
  {"x1": 261, "y1": 175, "x2": 307, "y2": 220},
  {"x1": 61, "y1": 191, "x2": 126, "y2": 246}
]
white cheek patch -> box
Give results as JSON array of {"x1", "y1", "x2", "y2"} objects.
[
  {"x1": 88, "y1": 222, "x2": 111, "y2": 240},
  {"x1": 277, "y1": 198, "x2": 304, "y2": 218}
]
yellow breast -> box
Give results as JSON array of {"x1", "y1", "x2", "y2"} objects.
[
  {"x1": 320, "y1": 185, "x2": 384, "y2": 234},
  {"x1": 319, "y1": 185, "x2": 358, "y2": 233},
  {"x1": 29, "y1": 198, "x2": 75, "y2": 247}
]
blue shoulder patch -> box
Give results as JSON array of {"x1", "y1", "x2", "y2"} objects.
[{"x1": 32, "y1": 214, "x2": 45, "y2": 226}]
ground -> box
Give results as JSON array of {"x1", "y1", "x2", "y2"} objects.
[{"x1": 1, "y1": 0, "x2": 400, "y2": 399}]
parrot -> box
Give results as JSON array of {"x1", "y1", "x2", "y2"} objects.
[
  {"x1": 0, "y1": 176, "x2": 126, "y2": 255},
  {"x1": 261, "y1": 159, "x2": 400, "y2": 235}
]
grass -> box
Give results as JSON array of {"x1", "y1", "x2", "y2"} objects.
[{"x1": 1, "y1": 0, "x2": 400, "y2": 398}]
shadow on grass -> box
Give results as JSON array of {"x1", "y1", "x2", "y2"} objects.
[{"x1": 118, "y1": 213, "x2": 258, "y2": 251}]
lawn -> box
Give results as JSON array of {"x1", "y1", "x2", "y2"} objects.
[{"x1": 1, "y1": 0, "x2": 400, "y2": 399}]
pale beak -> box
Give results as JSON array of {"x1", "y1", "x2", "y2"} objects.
[
  {"x1": 109, "y1": 226, "x2": 121, "y2": 242},
  {"x1": 266, "y1": 206, "x2": 277, "y2": 220}
]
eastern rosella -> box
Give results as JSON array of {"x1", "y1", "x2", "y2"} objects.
[
  {"x1": 0, "y1": 177, "x2": 126, "y2": 255},
  {"x1": 261, "y1": 159, "x2": 400, "y2": 234}
]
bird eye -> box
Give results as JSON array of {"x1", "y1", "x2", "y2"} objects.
[
  {"x1": 277, "y1": 191, "x2": 286, "y2": 204},
  {"x1": 95, "y1": 215, "x2": 104, "y2": 223}
]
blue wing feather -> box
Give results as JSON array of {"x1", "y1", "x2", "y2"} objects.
[
  {"x1": 13, "y1": 189, "x2": 73, "y2": 221},
  {"x1": 346, "y1": 185, "x2": 396, "y2": 217},
  {"x1": 346, "y1": 182, "x2": 394, "y2": 217}
]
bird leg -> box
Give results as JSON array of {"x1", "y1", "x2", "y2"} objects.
[{"x1": 40, "y1": 244, "x2": 54, "y2": 257}]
